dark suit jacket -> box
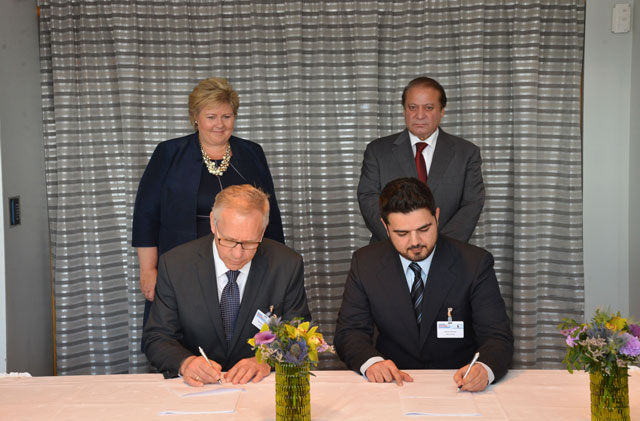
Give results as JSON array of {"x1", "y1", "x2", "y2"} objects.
[
  {"x1": 357, "y1": 128, "x2": 485, "y2": 243},
  {"x1": 334, "y1": 235, "x2": 513, "y2": 382},
  {"x1": 143, "y1": 235, "x2": 311, "y2": 376},
  {"x1": 132, "y1": 132, "x2": 284, "y2": 255}
]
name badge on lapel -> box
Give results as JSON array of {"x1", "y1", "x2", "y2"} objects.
[
  {"x1": 252, "y1": 309, "x2": 269, "y2": 329},
  {"x1": 437, "y1": 307, "x2": 464, "y2": 338}
]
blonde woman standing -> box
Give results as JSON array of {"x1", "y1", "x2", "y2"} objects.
[{"x1": 132, "y1": 77, "x2": 284, "y2": 331}]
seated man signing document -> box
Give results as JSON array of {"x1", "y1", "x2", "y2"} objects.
[
  {"x1": 335, "y1": 178, "x2": 513, "y2": 391},
  {"x1": 144, "y1": 185, "x2": 311, "y2": 385}
]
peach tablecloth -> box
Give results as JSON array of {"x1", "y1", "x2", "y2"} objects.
[{"x1": 1, "y1": 368, "x2": 638, "y2": 420}]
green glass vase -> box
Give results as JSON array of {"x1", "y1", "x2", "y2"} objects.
[
  {"x1": 275, "y1": 362, "x2": 311, "y2": 421},
  {"x1": 590, "y1": 367, "x2": 630, "y2": 420}
]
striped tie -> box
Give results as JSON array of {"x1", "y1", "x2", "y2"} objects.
[
  {"x1": 220, "y1": 270, "x2": 240, "y2": 345},
  {"x1": 409, "y1": 262, "x2": 424, "y2": 324}
]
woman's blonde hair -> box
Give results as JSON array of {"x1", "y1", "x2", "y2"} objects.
[{"x1": 188, "y1": 77, "x2": 240, "y2": 129}]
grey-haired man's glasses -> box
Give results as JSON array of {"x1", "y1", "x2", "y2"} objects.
[
  {"x1": 217, "y1": 237, "x2": 261, "y2": 250},
  {"x1": 214, "y1": 222, "x2": 262, "y2": 250}
]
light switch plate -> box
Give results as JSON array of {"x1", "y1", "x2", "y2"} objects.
[{"x1": 612, "y1": 3, "x2": 631, "y2": 34}]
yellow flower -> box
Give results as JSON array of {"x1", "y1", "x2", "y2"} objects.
[
  {"x1": 308, "y1": 331, "x2": 324, "y2": 345},
  {"x1": 255, "y1": 348, "x2": 264, "y2": 364},
  {"x1": 307, "y1": 345, "x2": 318, "y2": 363},
  {"x1": 286, "y1": 321, "x2": 310, "y2": 339},
  {"x1": 606, "y1": 316, "x2": 627, "y2": 331}
]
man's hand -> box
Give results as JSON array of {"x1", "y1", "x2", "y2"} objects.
[
  {"x1": 224, "y1": 357, "x2": 270, "y2": 384},
  {"x1": 139, "y1": 267, "x2": 157, "y2": 301},
  {"x1": 453, "y1": 363, "x2": 489, "y2": 392},
  {"x1": 180, "y1": 355, "x2": 223, "y2": 387},
  {"x1": 365, "y1": 360, "x2": 413, "y2": 386}
]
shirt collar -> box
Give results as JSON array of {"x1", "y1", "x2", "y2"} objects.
[
  {"x1": 398, "y1": 244, "x2": 437, "y2": 279},
  {"x1": 211, "y1": 237, "x2": 252, "y2": 278},
  {"x1": 408, "y1": 127, "x2": 439, "y2": 149}
]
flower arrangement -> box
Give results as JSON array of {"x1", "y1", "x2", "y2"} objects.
[
  {"x1": 558, "y1": 308, "x2": 640, "y2": 375},
  {"x1": 248, "y1": 316, "x2": 335, "y2": 368}
]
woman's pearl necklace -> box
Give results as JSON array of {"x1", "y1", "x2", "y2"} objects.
[{"x1": 200, "y1": 142, "x2": 231, "y2": 176}]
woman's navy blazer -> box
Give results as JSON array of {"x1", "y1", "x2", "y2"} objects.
[{"x1": 132, "y1": 132, "x2": 285, "y2": 255}]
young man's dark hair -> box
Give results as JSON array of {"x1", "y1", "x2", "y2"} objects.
[{"x1": 379, "y1": 178, "x2": 436, "y2": 224}]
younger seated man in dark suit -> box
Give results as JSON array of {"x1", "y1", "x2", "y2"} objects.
[
  {"x1": 335, "y1": 178, "x2": 512, "y2": 391},
  {"x1": 144, "y1": 184, "x2": 311, "y2": 386}
]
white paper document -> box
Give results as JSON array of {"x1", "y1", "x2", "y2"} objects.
[
  {"x1": 159, "y1": 378, "x2": 245, "y2": 415},
  {"x1": 399, "y1": 383, "x2": 481, "y2": 417}
]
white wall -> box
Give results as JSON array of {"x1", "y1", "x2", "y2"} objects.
[
  {"x1": 630, "y1": 0, "x2": 640, "y2": 319},
  {"x1": 0, "y1": 124, "x2": 5, "y2": 373},
  {"x1": 584, "y1": 0, "x2": 639, "y2": 318},
  {"x1": 0, "y1": 0, "x2": 53, "y2": 375}
]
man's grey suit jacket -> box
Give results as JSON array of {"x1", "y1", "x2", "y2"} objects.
[
  {"x1": 143, "y1": 234, "x2": 311, "y2": 377},
  {"x1": 357, "y1": 128, "x2": 485, "y2": 242}
]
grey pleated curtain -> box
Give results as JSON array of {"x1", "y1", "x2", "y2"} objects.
[{"x1": 38, "y1": 0, "x2": 585, "y2": 374}]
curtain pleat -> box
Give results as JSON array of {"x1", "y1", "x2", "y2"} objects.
[{"x1": 38, "y1": 0, "x2": 584, "y2": 374}]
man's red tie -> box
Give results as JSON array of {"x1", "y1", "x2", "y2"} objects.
[{"x1": 415, "y1": 141, "x2": 428, "y2": 184}]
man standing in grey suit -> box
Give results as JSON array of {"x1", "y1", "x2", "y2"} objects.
[
  {"x1": 358, "y1": 77, "x2": 485, "y2": 243},
  {"x1": 144, "y1": 185, "x2": 311, "y2": 386}
]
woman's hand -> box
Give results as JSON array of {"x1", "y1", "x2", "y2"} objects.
[
  {"x1": 137, "y1": 247, "x2": 159, "y2": 301},
  {"x1": 140, "y1": 267, "x2": 158, "y2": 301}
]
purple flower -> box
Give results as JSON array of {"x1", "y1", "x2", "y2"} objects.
[
  {"x1": 284, "y1": 339, "x2": 308, "y2": 364},
  {"x1": 255, "y1": 331, "x2": 276, "y2": 345},
  {"x1": 317, "y1": 342, "x2": 330, "y2": 353},
  {"x1": 620, "y1": 333, "x2": 640, "y2": 356},
  {"x1": 566, "y1": 334, "x2": 578, "y2": 347},
  {"x1": 628, "y1": 324, "x2": 640, "y2": 338},
  {"x1": 561, "y1": 326, "x2": 581, "y2": 337}
]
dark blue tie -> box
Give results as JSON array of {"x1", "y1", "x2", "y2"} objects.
[
  {"x1": 220, "y1": 270, "x2": 240, "y2": 345},
  {"x1": 409, "y1": 263, "x2": 424, "y2": 325}
]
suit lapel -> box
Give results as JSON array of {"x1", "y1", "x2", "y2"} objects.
[
  {"x1": 427, "y1": 129, "x2": 454, "y2": 194},
  {"x1": 419, "y1": 237, "x2": 458, "y2": 345},
  {"x1": 226, "y1": 136, "x2": 254, "y2": 184},
  {"x1": 377, "y1": 242, "x2": 422, "y2": 345},
  {"x1": 392, "y1": 130, "x2": 418, "y2": 179},
  {"x1": 184, "y1": 134, "x2": 204, "y2": 233},
  {"x1": 195, "y1": 235, "x2": 228, "y2": 350},
  {"x1": 228, "y1": 245, "x2": 266, "y2": 352}
]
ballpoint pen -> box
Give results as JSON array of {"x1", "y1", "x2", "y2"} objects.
[
  {"x1": 198, "y1": 346, "x2": 223, "y2": 384},
  {"x1": 457, "y1": 352, "x2": 480, "y2": 392}
]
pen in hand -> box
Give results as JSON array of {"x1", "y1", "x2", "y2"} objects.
[
  {"x1": 198, "y1": 346, "x2": 223, "y2": 384},
  {"x1": 457, "y1": 352, "x2": 480, "y2": 392}
]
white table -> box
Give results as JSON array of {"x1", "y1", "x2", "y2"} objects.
[{"x1": 1, "y1": 369, "x2": 638, "y2": 420}]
